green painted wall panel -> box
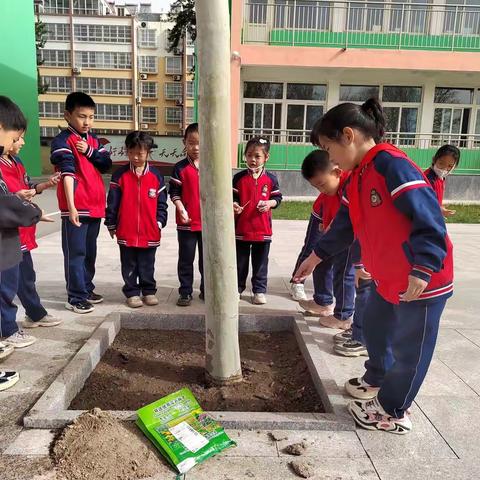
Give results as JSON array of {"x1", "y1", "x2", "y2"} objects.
[{"x1": 0, "y1": 1, "x2": 41, "y2": 175}]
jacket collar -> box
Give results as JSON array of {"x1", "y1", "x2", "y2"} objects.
[
  {"x1": 67, "y1": 124, "x2": 88, "y2": 140},
  {"x1": 130, "y1": 162, "x2": 150, "y2": 176}
]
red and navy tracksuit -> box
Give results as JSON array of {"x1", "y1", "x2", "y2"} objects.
[
  {"x1": 314, "y1": 143, "x2": 453, "y2": 418},
  {"x1": 50, "y1": 126, "x2": 112, "y2": 305},
  {"x1": 169, "y1": 157, "x2": 203, "y2": 297},
  {"x1": 105, "y1": 163, "x2": 168, "y2": 298},
  {"x1": 424, "y1": 167, "x2": 445, "y2": 204},
  {"x1": 233, "y1": 168, "x2": 282, "y2": 294},
  {"x1": 0, "y1": 155, "x2": 48, "y2": 336}
]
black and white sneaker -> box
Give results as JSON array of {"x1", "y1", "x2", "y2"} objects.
[
  {"x1": 334, "y1": 328, "x2": 353, "y2": 344},
  {"x1": 87, "y1": 292, "x2": 104, "y2": 304},
  {"x1": 334, "y1": 339, "x2": 368, "y2": 357},
  {"x1": 345, "y1": 377, "x2": 380, "y2": 400},
  {"x1": 65, "y1": 301, "x2": 95, "y2": 314},
  {"x1": 176, "y1": 294, "x2": 192, "y2": 307},
  {"x1": 0, "y1": 371, "x2": 19, "y2": 391}
]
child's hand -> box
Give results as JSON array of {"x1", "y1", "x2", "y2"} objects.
[
  {"x1": 442, "y1": 206, "x2": 456, "y2": 217},
  {"x1": 293, "y1": 252, "x2": 322, "y2": 283},
  {"x1": 16, "y1": 189, "x2": 36, "y2": 201},
  {"x1": 46, "y1": 172, "x2": 61, "y2": 188},
  {"x1": 400, "y1": 275, "x2": 428, "y2": 302},
  {"x1": 109, "y1": 229, "x2": 116, "y2": 239},
  {"x1": 233, "y1": 202, "x2": 243, "y2": 215},
  {"x1": 178, "y1": 207, "x2": 190, "y2": 224},
  {"x1": 355, "y1": 268, "x2": 372, "y2": 288},
  {"x1": 69, "y1": 207, "x2": 81, "y2": 227},
  {"x1": 40, "y1": 210, "x2": 55, "y2": 223},
  {"x1": 257, "y1": 200, "x2": 271, "y2": 213},
  {"x1": 75, "y1": 140, "x2": 89, "y2": 154}
]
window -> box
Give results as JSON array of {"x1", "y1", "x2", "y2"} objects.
[
  {"x1": 187, "y1": 81, "x2": 194, "y2": 99},
  {"x1": 141, "y1": 82, "x2": 158, "y2": 98},
  {"x1": 76, "y1": 78, "x2": 132, "y2": 95},
  {"x1": 40, "y1": 49, "x2": 71, "y2": 67},
  {"x1": 46, "y1": 23, "x2": 71, "y2": 41},
  {"x1": 339, "y1": 85, "x2": 380, "y2": 102},
  {"x1": 75, "y1": 51, "x2": 131, "y2": 69},
  {"x1": 165, "y1": 82, "x2": 183, "y2": 100},
  {"x1": 40, "y1": 126, "x2": 61, "y2": 138},
  {"x1": 73, "y1": 0, "x2": 101, "y2": 15},
  {"x1": 74, "y1": 24, "x2": 132, "y2": 43},
  {"x1": 244, "y1": 82, "x2": 283, "y2": 99},
  {"x1": 389, "y1": 0, "x2": 431, "y2": 34},
  {"x1": 435, "y1": 87, "x2": 473, "y2": 104},
  {"x1": 286, "y1": 83, "x2": 326, "y2": 101},
  {"x1": 346, "y1": 0, "x2": 384, "y2": 32},
  {"x1": 248, "y1": 0, "x2": 267, "y2": 23},
  {"x1": 39, "y1": 102, "x2": 64, "y2": 118},
  {"x1": 444, "y1": 0, "x2": 480, "y2": 35},
  {"x1": 186, "y1": 107, "x2": 194, "y2": 124},
  {"x1": 383, "y1": 86, "x2": 422, "y2": 103},
  {"x1": 141, "y1": 106, "x2": 158, "y2": 123},
  {"x1": 166, "y1": 107, "x2": 182, "y2": 124},
  {"x1": 139, "y1": 56, "x2": 157, "y2": 73},
  {"x1": 43, "y1": 0, "x2": 69, "y2": 14},
  {"x1": 40, "y1": 76, "x2": 72, "y2": 93},
  {"x1": 166, "y1": 56, "x2": 182, "y2": 74},
  {"x1": 139, "y1": 28, "x2": 157, "y2": 48},
  {"x1": 187, "y1": 55, "x2": 194, "y2": 71},
  {"x1": 273, "y1": 1, "x2": 331, "y2": 30},
  {"x1": 96, "y1": 104, "x2": 133, "y2": 121}
]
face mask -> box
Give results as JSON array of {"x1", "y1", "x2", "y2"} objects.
[
  {"x1": 247, "y1": 165, "x2": 263, "y2": 174},
  {"x1": 433, "y1": 165, "x2": 449, "y2": 180}
]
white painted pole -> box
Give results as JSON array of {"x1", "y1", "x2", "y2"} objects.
[{"x1": 196, "y1": 0, "x2": 242, "y2": 384}]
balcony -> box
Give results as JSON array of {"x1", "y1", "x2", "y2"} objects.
[{"x1": 242, "y1": 1, "x2": 480, "y2": 52}]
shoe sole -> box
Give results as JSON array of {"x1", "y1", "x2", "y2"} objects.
[
  {"x1": 88, "y1": 297, "x2": 104, "y2": 304},
  {"x1": 176, "y1": 301, "x2": 192, "y2": 307},
  {"x1": 142, "y1": 298, "x2": 159, "y2": 306},
  {"x1": 65, "y1": 303, "x2": 94, "y2": 314},
  {"x1": 5, "y1": 339, "x2": 37, "y2": 349},
  {"x1": 333, "y1": 336, "x2": 352, "y2": 344},
  {"x1": 23, "y1": 321, "x2": 62, "y2": 329},
  {"x1": 0, "y1": 374, "x2": 19, "y2": 392},
  {"x1": 334, "y1": 348, "x2": 369, "y2": 357},
  {"x1": 127, "y1": 303, "x2": 143, "y2": 308},
  {"x1": 348, "y1": 403, "x2": 411, "y2": 435},
  {"x1": 0, "y1": 347, "x2": 15, "y2": 360},
  {"x1": 345, "y1": 384, "x2": 380, "y2": 400}
]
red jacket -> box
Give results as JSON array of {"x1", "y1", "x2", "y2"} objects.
[
  {"x1": 105, "y1": 163, "x2": 168, "y2": 248},
  {"x1": 315, "y1": 143, "x2": 453, "y2": 304},
  {"x1": 424, "y1": 167, "x2": 445, "y2": 205},
  {"x1": 312, "y1": 172, "x2": 350, "y2": 230},
  {"x1": 233, "y1": 168, "x2": 282, "y2": 242},
  {"x1": 50, "y1": 126, "x2": 112, "y2": 218},
  {"x1": 169, "y1": 157, "x2": 201, "y2": 232},
  {"x1": 0, "y1": 155, "x2": 37, "y2": 251}
]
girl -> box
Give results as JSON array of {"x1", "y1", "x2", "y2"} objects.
[
  {"x1": 425, "y1": 144, "x2": 460, "y2": 217},
  {"x1": 233, "y1": 137, "x2": 282, "y2": 305},
  {"x1": 294, "y1": 98, "x2": 453, "y2": 434}
]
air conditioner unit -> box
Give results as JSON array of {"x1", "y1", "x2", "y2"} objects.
[
  {"x1": 136, "y1": 97, "x2": 142, "y2": 105},
  {"x1": 141, "y1": 123, "x2": 149, "y2": 129},
  {"x1": 72, "y1": 67, "x2": 82, "y2": 75},
  {"x1": 173, "y1": 75, "x2": 182, "y2": 81},
  {"x1": 175, "y1": 100, "x2": 183, "y2": 107},
  {"x1": 140, "y1": 73, "x2": 148, "y2": 80},
  {"x1": 173, "y1": 48, "x2": 182, "y2": 55}
]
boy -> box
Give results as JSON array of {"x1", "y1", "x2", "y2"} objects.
[
  {"x1": 169, "y1": 123, "x2": 203, "y2": 307},
  {"x1": 105, "y1": 131, "x2": 168, "y2": 308},
  {"x1": 51, "y1": 92, "x2": 112, "y2": 314},
  {"x1": 297, "y1": 150, "x2": 355, "y2": 330}
]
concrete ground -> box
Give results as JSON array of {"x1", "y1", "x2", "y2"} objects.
[{"x1": 1, "y1": 191, "x2": 479, "y2": 479}]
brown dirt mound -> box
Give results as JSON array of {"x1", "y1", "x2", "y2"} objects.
[{"x1": 51, "y1": 408, "x2": 172, "y2": 480}]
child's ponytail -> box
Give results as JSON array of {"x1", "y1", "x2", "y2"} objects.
[{"x1": 361, "y1": 98, "x2": 385, "y2": 143}]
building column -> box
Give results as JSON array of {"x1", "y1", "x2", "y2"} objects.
[{"x1": 419, "y1": 80, "x2": 436, "y2": 148}]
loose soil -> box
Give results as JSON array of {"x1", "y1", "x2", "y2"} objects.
[{"x1": 71, "y1": 329, "x2": 324, "y2": 413}]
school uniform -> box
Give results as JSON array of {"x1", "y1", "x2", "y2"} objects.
[
  {"x1": 169, "y1": 157, "x2": 203, "y2": 296},
  {"x1": 314, "y1": 143, "x2": 453, "y2": 418},
  {"x1": 105, "y1": 163, "x2": 167, "y2": 298},
  {"x1": 0, "y1": 155, "x2": 48, "y2": 322},
  {"x1": 233, "y1": 168, "x2": 282, "y2": 293},
  {"x1": 424, "y1": 167, "x2": 445, "y2": 204},
  {"x1": 50, "y1": 126, "x2": 112, "y2": 305}
]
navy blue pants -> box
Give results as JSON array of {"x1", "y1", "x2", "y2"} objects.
[
  {"x1": 363, "y1": 286, "x2": 448, "y2": 418},
  {"x1": 351, "y1": 279, "x2": 373, "y2": 344},
  {"x1": 177, "y1": 230, "x2": 204, "y2": 296},
  {"x1": 0, "y1": 264, "x2": 19, "y2": 338},
  {"x1": 120, "y1": 246, "x2": 157, "y2": 298},
  {"x1": 61, "y1": 217, "x2": 101, "y2": 305},
  {"x1": 18, "y1": 251, "x2": 48, "y2": 322},
  {"x1": 236, "y1": 240, "x2": 270, "y2": 294}
]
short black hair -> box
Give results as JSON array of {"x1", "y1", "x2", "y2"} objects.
[
  {"x1": 301, "y1": 150, "x2": 331, "y2": 180},
  {"x1": 184, "y1": 122, "x2": 198, "y2": 140},
  {"x1": 0, "y1": 96, "x2": 27, "y2": 131},
  {"x1": 125, "y1": 131, "x2": 157, "y2": 151},
  {"x1": 245, "y1": 136, "x2": 270, "y2": 155},
  {"x1": 433, "y1": 144, "x2": 460, "y2": 167},
  {"x1": 65, "y1": 92, "x2": 96, "y2": 113}
]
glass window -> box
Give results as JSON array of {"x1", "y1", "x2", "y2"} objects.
[
  {"x1": 187, "y1": 81, "x2": 194, "y2": 99},
  {"x1": 141, "y1": 107, "x2": 157, "y2": 123},
  {"x1": 288, "y1": 1, "x2": 332, "y2": 30},
  {"x1": 40, "y1": 126, "x2": 61, "y2": 138},
  {"x1": 434, "y1": 87, "x2": 473, "y2": 104},
  {"x1": 186, "y1": 107, "x2": 194, "y2": 124},
  {"x1": 74, "y1": 24, "x2": 131, "y2": 43},
  {"x1": 40, "y1": 49, "x2": 71, "y2": 67},
  {"x1": 46, "y1": 23, "x2": 71, "y2": 42},
  {"x1": 306, "y1": 105, "x2": 323, "y2": 130},
  {"x1": 139, "y1": 29, "x2": 157, "y2": 48},
  {"x1": 40, "y1": 76, "x2": 72, "y2": 93},
  {"x1": 76, "y1": 78, "x2": 132, "y2": 95},
  {"x1": 43, "y1": 0, "x2": 69, "y2": 14},
  {"x1": 141, "y1": 82, "x2": 158, "y2": 98},
  {"x1": 444, "y1": 0, "x2": 480, "y2": 34},
  {"x1": 339, "y1": 85, "x2": 380, "y2": 102},
  {"x1": 38, "y1": 102, "x2": 64, "y2": 118},
  {"x1": 166, "y1": 57, "x2": 182, "y2": 74},
  {"x1": 244, "y1": 82, "x2": 283, "y2": 99},
  {"x1": 165, "y1": 82, "x2": 183, "y2": 100},
  {"x1": 382, "y1": 86, "x2": 422, "y2": 103},
  {"x1": 73, "y1": 0, "x2": 101, "y2": 15},
  {"x1": 248, "y1": 0, "x2": 267, "y2": 24},
  {"x1": 286, "y1": 83, "x2": 326, "y2": 101},
  {"x1": 384, "y1": 106, "x2": 418, "y2": 145},
  {"x1": 96, "y1": 104, "x2": 133, "y2": 121},
  {"x1": 75, "y1": 51, "x2": 131, "y2": 69},
  {"x1": 139, "y1": 56, "x2": 157, "y2": 73},
  {"x1": 166, "y1": 107, "x2": 182, "y2": 124}
]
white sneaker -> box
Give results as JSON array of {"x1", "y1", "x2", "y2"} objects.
[
  {"x1": 3, "y1": 331, "x2": 37, "y2": 349},
  {"x1": 348, "y1": 397, "x2": 412, "y2": 435},
  {"x1": 0, "y1": 371, "x2": 19, "y2": 391},
  {"x1": 345, "y1": 377, "x2": 380, "y2": 400},
  {"x1": 253, "y1": 293, "x2": 267, "y2": 305},
  {"x1": 142, "y1": 295, "x2": 159, "y2": 306},
  {"x1": 126, "y1": 296, "x2": 143, "y2": 308},
  {"x1": 0, "y1": 342, "x2": 14, "y2": 360},
  {"x1": 290, "y1": 283, "x2": 307, "y2": 301},
  {"x1": 23, "y1": 315, "x2": 62, "y2": 329}
]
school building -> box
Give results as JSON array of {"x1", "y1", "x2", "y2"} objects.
[{"x1": 229, "y1": 0, "x2": 480, "y2": 196}]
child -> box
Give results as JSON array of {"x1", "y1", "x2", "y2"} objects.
[
  {"x1": 0, "y1": 132, "x2": 62, "y2": 330},
  {"x1": 50, "y1": 92, "x2": 112, "y2": 314},
  {"x1": 425, "y1": 144, "x2": 460, "y2": 217},
  {"x1": 296, "y1": 150, "x2": 355, "y2": 330},
  {"x1": 105, "y1": 132, "x2": 168, "y2": 308},
  {"x1": 232, "y1": 137, "x2": 282, "y2": 305},
  {"x1": 295, "y1": 98, "x2": 453, "y2": 434},
  {"x1": 169, "y1": 123, "x2": 203, "y2": 307}
]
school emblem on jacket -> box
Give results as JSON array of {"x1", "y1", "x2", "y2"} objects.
[
  {"x1": 261, "y1": 184, "x2": 268, "y2": 197},
  {"x1": 148, "y1": 188, "x2": 157, "y2": 198},
  {"x1": 370, "y1": 189, "x2": 382, "y2": 207}
]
